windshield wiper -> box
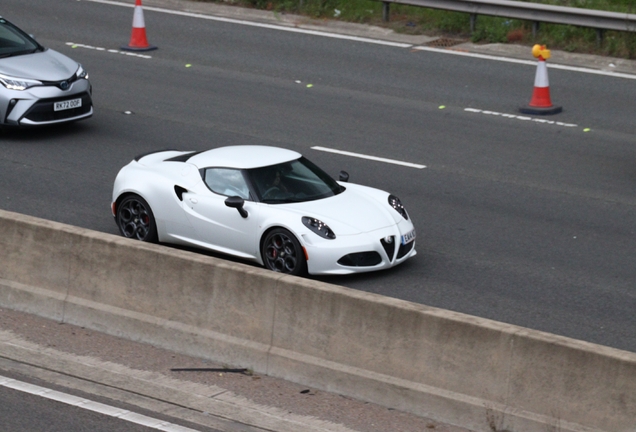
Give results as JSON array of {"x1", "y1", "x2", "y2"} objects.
[
  {"x1": 0, "y1": 49, "x2": 32, "y2": 58},
  {"x1": 261, "y1": 198, "x2": 302, "y2": 204}
]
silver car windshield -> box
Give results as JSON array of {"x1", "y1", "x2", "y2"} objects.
[
  {"x1": 0, "y1": 18, "x2": 41, "y2": 58},
  {"x1": 248, "y1": 157, "x2": 345, "y2": 204}
]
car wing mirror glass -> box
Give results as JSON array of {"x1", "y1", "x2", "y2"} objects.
[{"x1": 339, "y1": 171, "x2": 349, "y2": 182}]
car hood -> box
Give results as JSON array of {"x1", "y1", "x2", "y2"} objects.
[
  {"x1": 0, "y1": 49, "x2": 78, "y2": 81},
  {"x1": 279, "y1": 184, "x2": 404, "y2": 235}
]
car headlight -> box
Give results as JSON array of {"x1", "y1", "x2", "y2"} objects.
[
  {"x1": 0, "y1": 73, "x2": 41, "y2": 91},
  {"x1": 302, "y1": 217, "x2": 336, "y2": 240},
  {"x1": 388, "y1": 194, "x2": 409, "y2": 220},
  {"x1": 76, "y1": 64, "x2": 88, "y2": 80}
]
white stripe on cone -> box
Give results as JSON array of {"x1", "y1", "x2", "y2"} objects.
[
  {"x1": 534, "y1": 60, "x2": 549, "y2": 88},
  {"x1": 132, "y1": 6, "x2": 145, "y2": 29}
]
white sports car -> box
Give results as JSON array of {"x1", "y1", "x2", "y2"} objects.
[{"x1": 111, "y1": 146, "x2": 416, "y2": 276}]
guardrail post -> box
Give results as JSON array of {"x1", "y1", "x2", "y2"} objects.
[
  {"x1": 532, "y1": 21, "x2": 540, "y2": 38},
  {"x1": 383, "y1": 2, "x2": 390, "y2": 22},
  {"x1": 596, "y1": 29, "x2": 604, "y2": 47},
  {"x1": 470, "y1": 13, "x2": 477, "y2": 33}
]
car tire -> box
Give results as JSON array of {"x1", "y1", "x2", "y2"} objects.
[
  {"x1": 116, "y1": 194, "x2": 158, "y2": 243},
  {"x1": 261, "y1": 228, "x2": 307, "y2": 276}
]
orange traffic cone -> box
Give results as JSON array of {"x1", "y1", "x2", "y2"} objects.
[
  {"x1": 121, "y1": 0, "x2": 157, "y2": 51},
  {"x1": 519, "y1": 45, "x2": 561, "y2": 115}
]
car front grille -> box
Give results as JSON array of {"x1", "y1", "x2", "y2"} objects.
[
  {"x1": 338, "y1": 236, "x2": 414, "y2": 268},
  {"x1": 397, "y1": 240, "x2": 414, "y2": 259},
  {"x1": 41, "y1": 74, "x2": 80, "y2": 90},
  {"x1": 338, "y1": 252, "x2": 382, "y2": 267},
  {"x1": 22, "y1": 92, "x2": 92, "y2": 123},
  {"x1": 380, "y1": 236, "x2": 396, "y2": 261}
]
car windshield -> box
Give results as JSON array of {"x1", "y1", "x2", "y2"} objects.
[
  {"x1": 0, "y1": 19, "x2": 41, "y2": 58},
  {"x1": 248, "y1": 157, "x2": 345, "y2": 204}
]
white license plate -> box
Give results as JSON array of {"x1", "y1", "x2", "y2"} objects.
[
  {"x1": 401, "y1": 229, "x2": 416, "y2": 245},
  {"x1": 54, "y1": 98, "x2": 82, "y2": 111}
]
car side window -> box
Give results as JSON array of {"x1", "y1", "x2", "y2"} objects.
[{"x1": 204, "y1": 168, "x2": 250, "y2": 199}]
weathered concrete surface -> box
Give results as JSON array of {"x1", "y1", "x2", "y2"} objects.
[{"x1": 0, "y1": 209, "x2": 634, "y2": 432}]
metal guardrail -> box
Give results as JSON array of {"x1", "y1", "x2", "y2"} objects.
[{"x1": 375, "y1": 0, "x2": 636, "y2": 42}]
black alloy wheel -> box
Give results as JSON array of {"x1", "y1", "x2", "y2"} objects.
[
  {"x1": 116, "y1": 194, "x2": 158, "y2": 242},
  {"x1": 261, "y1": 228, "x2": 307, "y2": 276}
]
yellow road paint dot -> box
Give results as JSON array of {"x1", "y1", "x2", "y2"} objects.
[
  {"x1": 583, "y1": 128, "x2": 591, "y2": 132},
  {"x1": 185, "y1": 64, "x2": 192, "y2": 68},
  {"x1": 439, "y1": 105, "x2": 446, "y2": 109},
  {"x1": 72, "y1": 45, "x2": 78, "y2": 48},
  {"x1": 307, "y1": 84, "x2": 313, "y2": 88}
]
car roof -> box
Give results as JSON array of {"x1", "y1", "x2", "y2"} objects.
[{"x1": 187, "y1": 146, "x2": 302, "y2": 169}]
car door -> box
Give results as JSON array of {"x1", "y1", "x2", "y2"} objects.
[{"x1": 181, "y1": 168, "x2": 260, "y2": 259}]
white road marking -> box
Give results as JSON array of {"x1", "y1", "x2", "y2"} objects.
[
  {"x1": 84, "y1": 0, "x2": 636, "y2": 80},
  {"x1": 66, "y1": 42, "x2": 153, "y2": 58},
  {"x1": 414, "y1": 46, "x2": 536, "y2": 66},
  {"x1": 85, "y1": 0, "x2": 411, "y2": 48},
  {"x1": 464, "y1": 108, "x2": 579, "y2": 127},
  {"x1": 413, "y1": 46, "x2": 636, "y2": 80},
  {"x1": 0, "y1": 375, "x2": 199, "y2": 432},
  {"x1": 311, "y1": 146, "x2": 426, "y2": 169}
]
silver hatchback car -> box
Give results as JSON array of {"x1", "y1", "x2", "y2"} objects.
[{"x1": 0, "y1": 16, "x2": 92, "y2": 127}]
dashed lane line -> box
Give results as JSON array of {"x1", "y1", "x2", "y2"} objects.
[
  {"x1": 66, "y1": 42, "x2": 153, "y2": 58},
  {"x1": 464, "y1": 108, "x2": 579, "y2": 128},
  {"x1": 311, "y1": 147, "x2": 427, "y2": 169}
]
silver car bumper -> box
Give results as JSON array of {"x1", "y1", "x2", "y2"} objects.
[{"x1": 0, "y1": 79, "x2": 93, "y2": 126}]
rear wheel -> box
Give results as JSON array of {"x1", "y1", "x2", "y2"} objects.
[
  {"x1": 261, "y1": 228, "x2": 307, "y2": 276},
  {"x1": 116, "y1": 194, "x2": 158, "y2": 242}
]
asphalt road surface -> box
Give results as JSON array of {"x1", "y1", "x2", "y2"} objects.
[
  {"x1": 1, "y1": 0, "x2": 636, "y2": 357},
  {"x1": 0, "y1": 370, "x2": 223, "y2": 432}
]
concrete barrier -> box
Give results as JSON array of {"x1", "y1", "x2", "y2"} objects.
[{"x1": 0, "y1": 208, "x2": 634, "y2": 432}]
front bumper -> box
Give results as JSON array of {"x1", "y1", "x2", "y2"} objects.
[
  {"x1": 302, "y1": 220, "x2": 417, "y2": 275},
  {"x1": 0, "y1": 79, "x2": 93, "y2": 126}
]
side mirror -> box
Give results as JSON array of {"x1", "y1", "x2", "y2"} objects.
[
  {"x1": 225, "y1": 196, "x2": 248, "y2": 218},
  {"x1": 339, "y1": 171, "x2": 349, "y2": 182}
]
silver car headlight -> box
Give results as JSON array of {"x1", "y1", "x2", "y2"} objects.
[
  {"x1": 75, "y1": 64, "x2": 88, "y2": 80},
  {"x1": 0, "y1": 73, "x2": 41, "y2": 91},
  {"x1": 302, "y1": 217, "x2": 336, "y2": 240},
  {"x1": 388, "y1": 194, "x2": 409, "y2": 220}
]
